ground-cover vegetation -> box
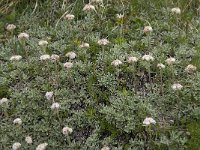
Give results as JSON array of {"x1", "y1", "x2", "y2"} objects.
[{"x1": 0, "y1": 0, "x2": 200, "y2": 149}]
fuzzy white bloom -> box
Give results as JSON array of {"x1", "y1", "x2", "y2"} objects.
[
  {"x1": 25, "y1": 136, "x2": 32, "y2": 144},
  {"x1": 64, "y1": 62, "x2": 73, "y2": 69},
  {"x1": 171, "y1": 7, "x2": 181, "y2": 14},
  {"x1": 143, "y1": 26, "x2": 153, "y2": 33},
  {"x1": 10, "y1": 55, "x2": 22, "y2": 61},
  {"x1": 13, "y1": 118, "x2": 22, "y2": 125},
  {"x1": 142, "y1": 54, "x2": 154, "y2": 61},
  {"x1": 101, "y1": 146, "x2": 110, "y2": 150},
  {"x1": 6, "y1": 24, "x2": 16, "y2": 32},
  {"x1": 40, "y1": 54, "x2": 50, "y2": 61},
  {"x1": 79, "y1": 43, "x2": 90, "y2": 48},
  {"x1": 165, "y1": 57, "x2": 175, "y2": 65},
  {"x1": 12, "y1": 142, "x2": 21, "y2": 150},
  {"x1": 171, "y1": 83, "x2": 183, "y2": 91},
  {"x1": 51, "y1": 54, "x2": 60, "y2": 61},
  {"x1": 143, "y1": 117, "x2": 156, "y2": 126},
  {"x1": 111, "y1": 59, "x2": 122, "y2": 67},
  {"x1": 128, "y1": 56, "x2": 138, "y2": 63},
  {"x1": 65, "y1": 51, "x2": 76, "y2": 59},
  {"x1": 83, "y1": 4, "x2": 95, "y2": 11},
  {"x1": 116, "y1": 14, "x2": 124, "y2": 19},
  {"x1": 18, "y1": 32, "x2": 29, "y2": 40},
  {"x1": 185, "y1": 64, "x2": 197, "y2": 73},
  {"x1": 36, "y1": 143, "x2": 48, "y2": 150},
  {"x1": 38, "y1": 40, "x2": 48, "y2": 46},
  {"x1": 51, "y1": 102, "x2": 60, "y2": 110},
  {"x1": 62, "y1": 126, "x2": 73, "y2": 135},
  {"x1": 98, "y1": 39, "x2": 109, "y2": 46},
  {"x1": 64, "y1": 14, "x2": 75, "y2": 20},
  {"x1": 157, "y1": 63, "x2": 165, "y2": 69},
  {"x1": 0, "y1": 98, "x2": 8, "y2": 105},
  {"x1": 45, "y1": 91, "x2": 53, "y2": 100}
]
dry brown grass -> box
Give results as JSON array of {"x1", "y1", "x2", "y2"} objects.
[{"x1": 0, "y1": 0, "x2": 20, "y2": 14}]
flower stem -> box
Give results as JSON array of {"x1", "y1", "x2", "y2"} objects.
[
  {"x1": 148, "y1": 66, "x2": 153, "y2": 93},
  {"x1": 160, "y1": 70, "x2": 163, "y2": 95}
]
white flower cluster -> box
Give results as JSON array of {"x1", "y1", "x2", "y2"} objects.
[
  {"x1": 143, "y1": 117, "x2": 156, "y2": 126},
  {"x1": 10, "y1": 55, "x2": 22, "y2": 61},
  {"x1": 98, "y1": 39, "x2": 109, "y2": 45},
  {"x1": 80, "y1": 43, "x2": 90, "y2": 48},
  {"x1": 111, "y1": 59, "x2": 122, "y2": 67},
  {"x1": 101, "y1": 146, "x2": 110, "y2": 150},
  {"x1": 40, "y1": 54, "x2": 50, "y2": 61},
  {"x1": 64, "y1": 14, "x2": 75, "y2": 20},
  {"x1": 185, "y1": 64, "x2": 197, "y2": 73},
  {"x1": 62, "y1": 126, "x2": 73, "y2": 135},
  {"x1": 64, "y1": 62, "x2": 73, "y2": 69},
  {"x1": 157, "y1": 63, "x2": 165, "y2": 69},
  {"x1": 12, "y1": 142, "x2": 21, "y2": 150},
  {"x1": 13, "y1": 118, "x2": 22, "y2": 125},
  {"x1": 143, "y1": 26, "x2": 153, "y2": 33},
  {"x1": 142, "y1": 54, "x2": 154, "y2": 61},
  {"x1": 83, "y1": 4, "x2": 95, "y2": 11},
  {"x1": 45, "y1": 91, "x2": 53, "y2": 100},
  {"x1": 128, "y1": 56, "x2": 138, "y2": 63},
  {"x1": 65, "y1": 51, "x2": 76, "y2": 59},
  {"x1": 18, "y1": 32, "x2": 29, "y2": 40},
  {"x1": 171, "y1": 83, "x2": 183, "y2": 91},
  {"x1": 38, "y1": 40, "x2": 48, "y2": 46},
  {"x1": 6, "y1": 24, "x2": 16, "y2": 32},
  {"x1": 51, "y1": 102, "x2": 60, "y2": 110},
  {"x1": 165, "y1": 57, "x2": 175, "y2": 65},
  {"x1": 25, "y1": 136, "x2": 33, "y2": 144},
  {"x1": 171, "y1": 7, "x2": 181, "y2": 14},
  {"x1": 0, "y1": 98, "x2": 8, "y2": 105},
  {"x1": 36, "y1": 143, "x2": 48, "y2": 150}
]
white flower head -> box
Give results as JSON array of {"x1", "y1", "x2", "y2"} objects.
[
  {"x1": 25, "y1": 136, "x2": 32, "y2": 144},
  {"x1": 38, "y1": 40, "x2": 48, "y2": 46},
  {"x1": 13, "y1": 118, "x2": 22, "y2": 125},
  {"x1": 101, "y1": 146, "x2": 110, "y2": 150},
  {"x1": 165, "y1": 57, "x2": 176, "y2": 65},
  {"x1": 0, "y1": 98, "x2": 8, "y2": 105},
  {"x1": 111, "y1": 59, "x2": 122, "y2": 67},
  {"x1": 83, "y1": 4, "x2": 95, "y2": 11},
  {"x1": 98, "y1": 38, "x2": 109, "y2": 46},
  {"x1": 45, "y1": 91, "x2": 53, "y2": 100},
  {"x1": 10, "y1": 55, "x2": 22, "y2": 61},
  {"x1": 185, "y1": 64, "x2": 197, "y2": 73},
  {"x1": 51, "y1": 54, "x2": 60, "y2": 61},
  {"x1": 62, "y1": 126, "x2": 73, "y2": 135},
  {"x1": 51, "y1": 102, "x2": 60, "y2": 110},
  {"x1": 65, "y1": 51, "x2": 76, "y2": 59},
  {"x1": 79, "y1": 43, "x2": 90, "y2": 48},
  {"x1": 143, "y1": 26, "x2": 153, "y2": 33},
  {"x1": 171, "y1": 83, "x2": 183, "y2": 91},
  {"x1": 18, "y1": 32, "x2": 29, "y2": 40},
  {"x1": 12, "y1": 142, "x2": 21, "y2": 150},
  {"x1": 6, "y1": 24, "x2": 16, "y2": 32},
  {"x1": 142, "y1": 54, "x2": 154, "y2": 61},
  {"x1": 64, "y1": 14, "x2": 75, "y2": 20},
  {"x1": 116, "y1": 14, "x2": 124, "y2": 19},
  {"x1": 171, "y1": 7, "x2": 181, "y2": 14},
  {"x1": 143, "y1": 117, "x2": 156, "y2": 126},
  {"x1": 40, "y1": 54, "x2": 50, "y2": 61},
  {"x1": 157, "y1": 63, "x2": 165, "y2": 69},
  {"x1": 128, "y1": 56, "x2": 138, "y2": 64},
  {"x1": 64, "y1": 62, "x2": 73, "y2": 69},
  {"x1": 36, "y1": 143, "x2": 48, "y2": 150}
]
